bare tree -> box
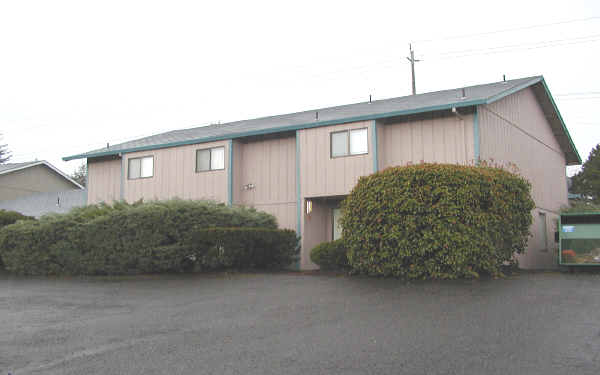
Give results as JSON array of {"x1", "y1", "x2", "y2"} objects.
[
  {"x1": 0, "y1": 135, "x2": 11, "y2": 164},
  {"x1": 71, "y1": 162, "x2": 87, "y2": 187}
]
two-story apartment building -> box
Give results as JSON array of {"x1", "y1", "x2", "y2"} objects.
[{"x1": 64, "y1": 76, "x2": 580, "y2": 270}]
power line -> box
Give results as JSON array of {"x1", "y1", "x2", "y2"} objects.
[
  {"x1": 557, "y1": 97, "x2": 600, "y2": 100},
  {"x1": 413, "y1": 15, "x2": 600, "y2": 44},
  {"x1": 422, "y1": 34, "x2": 600, "y2": 60},
  {"x1": 434, "y1": 34, "x2": 600, "y2": 57},
  {"x1": 556, "y1": 91, "x2": 600, "y2": 96}
]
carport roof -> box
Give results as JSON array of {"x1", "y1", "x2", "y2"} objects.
[{"x1": 63, "y1": 76, "x2": 581, "y2": 165}]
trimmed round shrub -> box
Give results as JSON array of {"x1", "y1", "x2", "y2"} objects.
[
  {"x1": 341, "y1": 163, "x2": 535, "y2": 279},
  {"x1": 310, "y1": 239, "x2": 349, "y2": 270},
  {"x1": 0, "y1": 199, "x2": 283, "y2": 275}
]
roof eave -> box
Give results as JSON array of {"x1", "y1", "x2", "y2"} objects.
[{"x1": 63, "y1": 99, "x2": 485, "y2": 161}]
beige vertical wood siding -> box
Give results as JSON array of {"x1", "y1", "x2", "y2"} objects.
[
  {"x1": 234, "y1": 135, "x2": 296, "y2": 230},
  {"x1": 231, "y1": 139, "x2": 244, "y2": 206},
  {"x1": 298, "y1": 120, "x2": 374, "y2": 198},
  {"x1": 301, "y1": 202, "x2": 332, "y2": 269},
  {"x1": 87, "y1": 157, "x2": 121, "y2": 204},
  {"x1": 479, "y1": 87, "x2": 568, "y2": 269},
  {"x1": 123, "y1": 141, "x2": 229, "y2": 203},
  {"x1": 380, "y1": 113, "x2": 475, "y2": 169},
  {"x1": 297, "y1": 120, "x2": 374, "y2": 268}
]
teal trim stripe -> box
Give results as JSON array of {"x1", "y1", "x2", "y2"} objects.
[
  {"x1": 484, "y1": 76, "x2": 543, "y2": 105},
  {"x1": 63, "y1": 100, "x2": 484, "y2": 161},
  {"x1": 473, "y1": 106, "x2": 480, "y2": 164},
  {"x1": 538, "y1": 78, "x2": 582, "y2": 164},
  {"x1": 120, "y1": 155, "x2": 125, "y2": 200},
  {"x1": 295, "y1": 131, "x2": 301, "y2": 235},
  {"x1": 227, "y1": 139, "x2": 233, "y2": 205},
  {"x1": 295, "y1": 131, "x2": 302, "y2": 271},
  {"x1": 371, "y1": 120, "x2": 378, "y2": 172}
]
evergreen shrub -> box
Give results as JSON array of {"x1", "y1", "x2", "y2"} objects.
[
  {"x1": 310, "y1": 239, "x2": 349, "y2": 270},
  {"x1": 187, "y1": 227, "x2": 299, "y2": 270},
  {"x1": 341, "y1": 163, "x2": 535, "y2": 279},
  {"x1": 0, "y1": 209, "x2": 34, "y2": 229},
  {"x1": 0, "y1": 200, "x2": 286, "y2": 275}
]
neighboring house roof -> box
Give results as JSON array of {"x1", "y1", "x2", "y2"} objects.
[
  {"x1": 63, "y1": 75, "x2": 581, "y2": 165},
  {"x1": 0, "y1": 160, "x2": 84, "y2": 190}
]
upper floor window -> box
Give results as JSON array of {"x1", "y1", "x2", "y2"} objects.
[
  {"x1": 128, "y1": 156, "x2": 154, "y2": 179},
  {"x1": 196, "y1": 146, "x2": 225, "y2": 172},
  {"x1": 331, "y1": 128, "x2": 368, "y2": 158}
]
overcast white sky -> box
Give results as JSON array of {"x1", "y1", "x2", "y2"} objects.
[{"x1": 1, "y1": 0, "x2": 599, "y2": 177}]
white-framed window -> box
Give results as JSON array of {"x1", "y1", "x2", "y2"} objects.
[
  {"x1": 128, "y1": 156, "x2": 154, "y2": 179},
  {"x1": 196, "y1": 146, "x2": 225, "y2": 172},
  {"x1": 331, "y1": 128, "x2": 368, "y2": 158}
]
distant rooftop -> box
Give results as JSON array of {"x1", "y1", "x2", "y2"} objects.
[
  {"x1": 0, "y1": 161, "x2": 41, "y2": 174},
  {"x1": 0, "y1": 160, "x2": 84, "y2": 189},
  {"x1": 64, "y1": 76, "x2": 581, "y2": 165}
]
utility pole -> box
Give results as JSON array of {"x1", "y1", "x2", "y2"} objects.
[{"x1": 406, "y1": 43, "x2": 421, "y2": 95}]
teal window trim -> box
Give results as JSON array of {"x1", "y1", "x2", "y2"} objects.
[
  {"x1": 227, "y1": 140, "x2": 233, "y2": 205},
  {"x1": 371, "y1": 120, "x2": 378, "y2": 172},
  {"x1": 473, "y1": 106, "x2": 480, "y2": 165}
]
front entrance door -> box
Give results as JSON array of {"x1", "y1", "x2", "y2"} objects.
[{"x1": 332, "y1": 208, "x2": 342, "y2": 240}]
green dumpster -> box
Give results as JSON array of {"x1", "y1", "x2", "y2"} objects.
[{"x1": 559, "y1": 212, "x2": 600, "y2": 266}]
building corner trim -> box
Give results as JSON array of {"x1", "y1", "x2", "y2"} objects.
[
  {"x1": 474, "y1": 106, "x2": 480, "y2": 165},
  {"x1": 295, "y1": 131, "x2": 302, "y2": 271},
  {"x1": 227, "y1": 139, "x2": 233, "y2": 206},
  {"x1": 295, "y1": 131, "x2": 301, "y2": 235},
  {"x1": 120, "y1": 156, "x2": 125, "y2": 201},
  {"x1": 372, "y1": 120, "x2": 378, "y2": 172},
  {"x1": 85, "y1": 160, "x2": 89, "y2": 204}
]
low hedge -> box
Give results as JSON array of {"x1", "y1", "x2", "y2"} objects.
[
  {"x1": 310, "y1": 239, "x2": 349, "y2": 270},
  {"x1": 0, "y1": 209, "x2": 34, "y2": 269},
  {"x1": 187, "y1": 227, "x2": 299, "y2": 270},
  {"x1": 341, "y1": 163, "x2": 535, "y2": 279},
  {"x1": 0, "y1": 199, "x2": 289, "y2": 275},
  {"x1": 0, "y1": 209, "x2": 34, "y2": 229}
]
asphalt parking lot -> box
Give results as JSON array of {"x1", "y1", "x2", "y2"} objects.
[{"x1": 2, "y1": 271, "x2": 600, "y2": 375}]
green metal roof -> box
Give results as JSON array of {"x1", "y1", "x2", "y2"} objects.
[{"x1": 64, "y1": 76, "x2": 581, "y2": 165}]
